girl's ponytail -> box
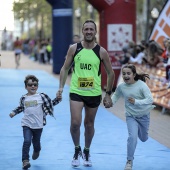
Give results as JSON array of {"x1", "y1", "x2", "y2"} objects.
[{"x1": 135, "y1": 73, "x2": 150, "y2": 82}]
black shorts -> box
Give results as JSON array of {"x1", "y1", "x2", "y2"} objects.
[
  {"x1": 15, "y1": 52, "x2": 21, "y2": 56},
  {"x1": 70, "y1": 93, "x2": 102, "y2": 108}
]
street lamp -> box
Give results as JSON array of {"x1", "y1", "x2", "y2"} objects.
[{"x1": 75, "y1": 7, "x2": 81, "y2": 36}]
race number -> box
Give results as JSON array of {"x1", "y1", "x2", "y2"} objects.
[{"x1": 78, "y1": 77, "x2": 94, "y2": 90}]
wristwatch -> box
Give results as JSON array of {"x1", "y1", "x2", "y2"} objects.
[{"x1": 106, "y1": 91, "x2": 112, "y2": 95}]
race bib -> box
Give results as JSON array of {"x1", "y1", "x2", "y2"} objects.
[{"x1": 78, "y1": 77, "x2": 94, "y2": 90}]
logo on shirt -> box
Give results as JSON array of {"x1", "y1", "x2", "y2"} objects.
[
  {"x1": 25, "y1": 100, "x2": 38, "y2": 108},
  {"x1": 76, "y1": 54, "x2": 81, "y2": 60},
  {"x1": 80, "y1": 63, "x2": 91, "y2": 70}
]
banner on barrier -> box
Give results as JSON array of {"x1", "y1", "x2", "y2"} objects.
[{"x1": 149, "y1": 0, "x2": 170, "y2": 47}]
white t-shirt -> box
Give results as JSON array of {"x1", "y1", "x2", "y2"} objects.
[{"x1": 21, "y1": 94, "x2": 44, "y2": 129}]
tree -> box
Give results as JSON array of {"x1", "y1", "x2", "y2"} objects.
[{"x1": 13, "y1": 0, "x2": 52, "y2": 39}]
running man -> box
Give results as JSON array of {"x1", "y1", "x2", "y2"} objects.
[
  {"x1": 56, "y1": 19, "x2": 114, "y2": 167},
  {"x1": 13, "y1": 37, "x2": 22, "y2": 69}
]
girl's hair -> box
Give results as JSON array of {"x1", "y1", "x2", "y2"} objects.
[
  {"x1": 122, "y1": 64, "x2": 150, "y2": 82},
  {"x1": 24, "y1": 75, "x2": 39, "y2": 86}
]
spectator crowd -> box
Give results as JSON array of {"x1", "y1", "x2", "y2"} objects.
[
  {"x1": 115, "y1": 37, "x2": 170, "y2": 87},
  {"x1": 1, "y1": 34, "x2": 170, "y2": 85},
  {"x1": 1, "y1": 37, "x2": 53, "y2": 65}
]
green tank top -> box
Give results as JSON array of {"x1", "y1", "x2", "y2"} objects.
[{"x1": 70, "y1": 43, "x2": 102, "y2": 96}]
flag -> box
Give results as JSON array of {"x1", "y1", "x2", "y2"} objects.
[{"x1": 149, "y1": 0, "x2": 170, "y2": 48}]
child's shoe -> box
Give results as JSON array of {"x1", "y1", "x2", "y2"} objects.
[
  {"x1": 32, "y1": 151, "x2": 40, "y2": 160},
  {"x1": 22, "y1": 160, "x2": 31, "y2": 169},
  {"x1": 124, "y1": 160, "x2": 133, "y2": 170}
]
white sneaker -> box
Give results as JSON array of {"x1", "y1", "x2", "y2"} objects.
[
  {"x1": 71, "y1": 148, "x2": 82, "y2": 167},
  {"x1": 124, "y1": 160, "x2": 133, "y2": 170},
  {"x1": 82, "y1": 150, "x2": 92, "y2": 167}
]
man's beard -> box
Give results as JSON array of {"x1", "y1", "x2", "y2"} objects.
[{"x1": 84, "y1": 37, "x2": 94, "y2": 43}]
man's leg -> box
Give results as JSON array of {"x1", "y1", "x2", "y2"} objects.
[
  {"x1": 70, "y1": 100, "x2": 84, "y2": 146},
  {"x1": 15, "y1": 54, "x2": 20, "y2": 68},
  {"x1": 84, "y1": 106, "x2": 98, "y2": 148},
  {"x1": 82, "y1": 106, "x2": 98, "y2": 167},
  {"x1": 70, "y1": 100, "x2": 84, "y2": 167}
]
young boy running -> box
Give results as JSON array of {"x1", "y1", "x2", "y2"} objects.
[{"x1": 9, "y1": 75, "x2": 59, "y2": 169}]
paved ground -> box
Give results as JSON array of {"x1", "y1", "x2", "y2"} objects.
[{"x1": 1, "y1": 50, "x2": 170, "y2": 149}]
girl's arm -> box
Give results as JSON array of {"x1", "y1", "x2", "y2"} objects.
[
  {"x1": 135, "y1": 83, "x2": 153, "y2": 105},
  {"x1": 111, "y1": 86, "x2": 122, "y2": 105}
]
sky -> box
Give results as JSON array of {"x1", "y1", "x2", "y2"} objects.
[{"x1": 0, "y1": 0, "x2": 14, "y2": 31}]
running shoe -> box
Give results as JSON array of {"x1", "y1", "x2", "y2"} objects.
[
  {"x1": 22, "y1": 160, "x2": 31, "y2": 169},
  {"x1": 124, "y1": 160, "x2": 133, "y2": 170},
  {"x1": 82, "y1": 149, "x2": 92, "y2": 167},
  {"x1": 32, "y1": 150, "x2": 40, "y2": 160},
  {"x1": 71, "y1": 147, "x2": 82, "y2": 167}
]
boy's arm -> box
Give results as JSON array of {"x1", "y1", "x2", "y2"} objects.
[
  {"x1": 41, "y1": 93, "x2": 54, "y2": 116},
  {"x1": 9, "y1": 97, "x2": 24, "y2": 118},
  {"x1": 52, "y1": 98, "x2": 60, "y2": 106},
  {"x1": 9, "y1": 106, "x2": 24, "y2": 118},
  {"x1": 9, "y1": 112, "x2": 15, "y2": 118}
]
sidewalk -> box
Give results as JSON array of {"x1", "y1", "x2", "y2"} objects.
[{"x1": 1, "y1": 50, "x2": 170, "y2": 149}]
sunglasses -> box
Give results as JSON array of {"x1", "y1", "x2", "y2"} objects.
[{"x1": 27, "y1": 83, "x2": 38, "y2": 87}]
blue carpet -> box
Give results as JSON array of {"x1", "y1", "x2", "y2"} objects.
[{"x1": 0, "y1": 69, "x2": 170, "y2": 170}]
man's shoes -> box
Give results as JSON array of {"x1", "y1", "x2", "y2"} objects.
[
  {"x1": 124, "y1": 160, "x2": 133, "y2": 170},
  {"x1": 32, "y1": 151, "x2": 40, "y2": 160},
  {"x1": 82, "y1": 149, "x2": 92, "y2": 167},
  {"x1": 71, "y1": 146, "x2": 82, "y2": 167},
  {"x1": 22, "y1": 160, "x2": 31, "y2": 169}
]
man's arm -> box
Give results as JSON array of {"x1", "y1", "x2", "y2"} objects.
[
  {"x1": 56, "y1": 44, "x2": 77, "y2": 100},
  {"x1": 100, "y1": 47, "x2": 115, "y2": 108}
]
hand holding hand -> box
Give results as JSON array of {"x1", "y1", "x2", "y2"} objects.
[
  {"x1": 56, "y1": 88, "x2": 63, "y2": 102},
  {"x1": 103, "y1": 95, "x2": 113, "y2": 108}
]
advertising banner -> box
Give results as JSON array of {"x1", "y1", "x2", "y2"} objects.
[{"x1": 149, "y1": 0, "x2": 170, "y2": 48}]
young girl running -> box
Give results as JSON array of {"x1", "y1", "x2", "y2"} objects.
[{"x1": 111, "y1": 64, "x2": 155, "y2": 170}]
